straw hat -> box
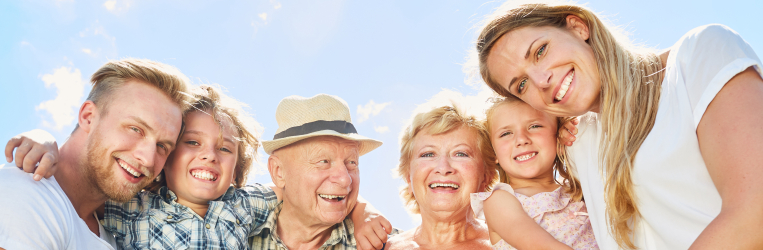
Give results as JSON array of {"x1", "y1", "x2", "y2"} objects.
[{"x1": 262, "y1": 94, "x2": 382, "y2": 155}]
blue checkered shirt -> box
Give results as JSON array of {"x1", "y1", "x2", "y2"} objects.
[
  {"x1": 101, "y1": 184, "x2": 278, "y2": 250},
  {"x1": 248, "y1": 203, "x2": 402, "y2": 250}
]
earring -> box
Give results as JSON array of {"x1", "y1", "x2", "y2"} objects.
[{"x1": 155, "y1": 173, "x2": 162, "y2": 182}]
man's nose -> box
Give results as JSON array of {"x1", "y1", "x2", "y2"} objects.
[
  {"x1": 330, "y1": 163, "x2": 353, "y2": 187},
  {"x1": 134, "y1": 140, "x2": 156, "y2": 169}
]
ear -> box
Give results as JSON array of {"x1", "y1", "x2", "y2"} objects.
[
  {"x1": 268, "y1": 155, "x2": 286, "y2": 189},
  {"x1": 78, "y1": 101, "x2": 98, "y2": 133},
  {"x1": 565, "y1": 15, "x2": 590, "y2": 41}
]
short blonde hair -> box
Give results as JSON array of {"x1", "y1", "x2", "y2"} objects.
[
  {"x1": 147, "y1": 85, "x2": 262, "y2": 191},
  {"x1": 89, "y1": 58, "x2": 191, "y2": 114},
  {"x1": 395, "y1": 104, "x2": 498, "y2": 214},
  {"x1": 483, "y1": 96, "x2": 582, "y2": 202}
]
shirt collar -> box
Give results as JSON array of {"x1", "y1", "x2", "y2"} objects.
[{"x1": 251, "y1": 202, "x2": 355, "y2": 248}]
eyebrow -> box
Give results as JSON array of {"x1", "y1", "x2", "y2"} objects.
[
  {"x1": 130, "y1": 116, "x2": 176, "y2": 150},
  {"x1": 507, "y1": 38, "x2": 541, "y2": 92},
  {"x1": 184, "y1": 130, "x2": 236, "y2": 145}
]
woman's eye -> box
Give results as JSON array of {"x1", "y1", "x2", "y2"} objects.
[
  {"x1": 500, "y1": 131, "x2": 512, "y2": 138},
  {"x1": 420, "y1": 152, "x2": 434, "y2": 157},
  {"x1": 455, "y1": 152, "x2": 469, "y2": 157},
  {"x1": 518, "y1": 79, "x2": 526, "y2": 94},
  {"x1": 185, "y1": 140, "x2": 200, "y2": 146},
  {"x1": 537, "y1": 44, "x2": 546, "y2": 58},
  {"x1": 220, "y1": 147, "x2": 232, "y2": 153},
  {"x1": 530, "y1": 124, "x2": 542, "y2": 129}
]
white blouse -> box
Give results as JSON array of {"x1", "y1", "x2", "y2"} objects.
[{"x1": 569, "y1": 24, "x2": 762, "y2": 249}]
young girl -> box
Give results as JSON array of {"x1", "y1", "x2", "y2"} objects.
[
  {"x1": 470, "y1": 97, "x2": 597, "y2": 250},
  {"x1": 7, "y1": 85, "x2": 390, "y2": 250}
]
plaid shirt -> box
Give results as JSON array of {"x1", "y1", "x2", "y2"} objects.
[
  {"x1": 248, "y1": 203, "x2": 402, "y2": 250},
  {"x1": 101, "y1": 184, "x2": 278, "y2": 250}
]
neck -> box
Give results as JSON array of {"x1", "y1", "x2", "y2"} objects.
[
  {"x1": 276, "y1": 202, "x2": 336, "y2": 250},
  {"x1": 508, "y1": 171, "x2": 560, "y2": 197},
  {"x1": 416, "y1": 207, "x2": 482, "y2": 246},
  {"x1": 174, "y1": 195, "x2": 210, "y2": 217},
  {"x1": 55, "y1": 137, "x2": 108, "y2": 223}
]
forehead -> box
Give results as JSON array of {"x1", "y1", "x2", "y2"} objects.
[
  {"x1": 183, "y1": 110, "x2": 239, "y2": 140},
  {"x1": 290, "y1": 136, "x2": 360, "y2": 156},
  {"x1": 493, "y1": 101, "x2": 555, "y2": 126},
  {"x1": 106, "y1": 80, "x2": 182, "y2": 127},
  {"x1": 413, "y1": 126, "x2": 479, "y2": 149}
]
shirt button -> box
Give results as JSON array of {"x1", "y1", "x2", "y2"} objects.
[
  {"x1": 167, "y1": 215, "x2": 172, "y2": 219},
  {"x1": 236, "y1": 219, "x2": 240, "y2": 224},
  {"x1": 206, "y1": 224, "x2": 211, "y2": 229}
]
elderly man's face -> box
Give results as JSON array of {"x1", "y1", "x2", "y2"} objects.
[{"x1": 273, "y1": 136, "x2": 360, "y2": 225}]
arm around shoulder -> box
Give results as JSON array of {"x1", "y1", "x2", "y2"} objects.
[{"x1": 482, "y1": 189, "x2": 571, "y2": 250}]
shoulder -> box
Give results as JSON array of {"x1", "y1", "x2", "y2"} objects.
[
  {"x1": 0, "y1": 164, "x2": 75, "y2": 248},
  {"x1": 672, "y1": 24, "x2": 758, "y2": 64}
]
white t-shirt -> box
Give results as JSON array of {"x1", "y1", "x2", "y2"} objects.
[
  {"x1": 569, "y1": 24, "x2": 762, "y2": 249},
  {"x1": 0, "y1": 163, "x2": 116, "y2": 250}
]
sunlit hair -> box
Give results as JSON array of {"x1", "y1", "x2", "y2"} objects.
[
  {"x1": 146, "y1": 85, "x2": 262, "y2": 191},
  {"x1": 483, "y1": 96, "x2": 582, "y2": 202},
  {"x1": 473, "y1": 1, "x2": 664, "y2": 248},
  {"x1": 75, "y1": 58, "x2": 192, "y2": 133},
  {"x1": 395, "y1": 104, "x2": 499, "y2": 214}
]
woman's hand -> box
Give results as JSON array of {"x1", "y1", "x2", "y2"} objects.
[
  {"x1": 4, "y1": 129, "x2": 59, "y2": 181},
  {"x1": 558, "y1": 117, "x2": 579, "y2": 146},
  {"x1": 352, "y1": 198, "x2": 394, "y2": 250}
]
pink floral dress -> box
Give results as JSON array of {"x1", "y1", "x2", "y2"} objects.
[{"x1": 471, "y1": 183, "x2": 599, "y2": 250}]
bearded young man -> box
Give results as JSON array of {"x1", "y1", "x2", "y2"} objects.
[{"x1": 0, "y1": 59, "x2": 190, "y2": 250}]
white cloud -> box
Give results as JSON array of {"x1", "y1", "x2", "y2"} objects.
[
  {"x1": 103, "y1": 0, "x2": 116, "y2": 11},
  {"x1": 36, "y1": 67, "x2": 86, "y2": 131},
  {"x1": 356, "y1": 100, "x2": 391, "y2": 123},
  {"x1": 273, "y1": 2, "x2": 282, "y2": 9},
  {"x1": 81, "y1": 48, "x2": 92, "y2": 54},
  {"x1": 258, "y1": 13, "x2": 268, "y2": 21},
  {"x1": 412, "y1": 84, "x2": 496, "y2": 122},
  {"x1": 374, "y1": 126, "x2": 389, "y2": 134},
  {"x1": 103, "y1": 0, "x2": 132, "y2": 14}
]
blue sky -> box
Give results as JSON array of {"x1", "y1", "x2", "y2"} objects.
[{"x1": 1, "y1": 0, "x2": 761, "y2": 231}]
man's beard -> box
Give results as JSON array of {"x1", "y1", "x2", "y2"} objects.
[{"x1": 84, "y1": 127, "x2": 154, "y2": 202}]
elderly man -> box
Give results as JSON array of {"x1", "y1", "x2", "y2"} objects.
[
  {"x1": 0, "y1": 59, "x2": 190, "y2": 249},
  {"x1": 250, "y1": 94, "x2": 395, "y2": 250}
]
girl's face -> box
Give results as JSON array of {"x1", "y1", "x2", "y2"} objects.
[
  {"x1": 486, "y1": 16, "x2": 601, "y2": 117},
  {"x1": 407, "y1": 126, "x2": 487, "y2": 214},
  {"x1": 165, "y1": 110, "x2": 239, "y2": 205},
  {"x1": 489, "y1": 102, "x2": 558, "y2": 181}
]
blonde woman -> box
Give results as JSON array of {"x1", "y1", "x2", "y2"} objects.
[{"x1": 474, "y1": 1, "x2": 763, "y2": 249}]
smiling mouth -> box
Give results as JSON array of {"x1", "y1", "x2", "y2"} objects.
[
  {"x1": 191, "y1": 169, "x2": 218, "y2": 182},
  {"x1": 555, "y1": 70, "x2": 574, "y2": 102},
  {"x1": 429, "y1": 183, "x2": 460, "y2": 190},
  {"x1": 515, "y1": 152, "x2": 537, "y2": 161},
  {"x1": 117, "y1": 158, "x2": 144, "y2": 178},
  {"x1": 318, "y1": 194, "x2": 346, "y2": 202}
]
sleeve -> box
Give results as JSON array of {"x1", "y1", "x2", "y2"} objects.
[
  {"x1": 673, "y1": 24, "x2": 762, "y2": 128},
  {"x1": 0, "y1": 170, "x2": 72, "y2": 249},
  {"x1": 100, "y1": 192, "x2": 147, "y2": 237},
  {"x1": 470, "y1": 182, "x2": 515, "y2": 220},
  {"x1": 237, "y1": 183, "x2": 278, "y2": 233}
]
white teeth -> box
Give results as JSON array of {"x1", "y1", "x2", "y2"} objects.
[
  {"x1": 118, "y1": 161, "x2": 141, "y2": 177},
  {"x1": 191, "y1": 170, "x2": 217, "y2": 181},
  {"x1": 555, "y1": 70, "x2": 574, "y2": 101},
  {"x1": 515, "y1": 152, "x2": 537, "y2": 161},
  {"x1": 428, "y1": 183, "x2": 460, "y2": 189},
  {"x1": 318, "y1": 194, "x2": 346, "y2": 200}
]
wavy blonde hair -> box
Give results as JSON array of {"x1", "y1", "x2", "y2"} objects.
[
  {"x1": 147, "y1": 85, "x2": 262, "y2": 192},
  {"x1": 395, "y1": 104, "x2": 499, "y2": 214},
  {"x1": 483, "y1": 96, "x2": 582, "y2": 202},
  {"x1": 474, "y1": 2, "x2": 664, "y2": 248}
]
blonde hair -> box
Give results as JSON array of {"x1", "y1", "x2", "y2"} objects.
[
  {"x1": 87, "y1": 58, "x2": 191, "y2": 117},
  {"x1": 146, "y1": 85, "x2": 262, "y2": 191},
  {"x1": 483, "y1": 96, "x2": 582, "y2": 202},
  {"x1": 475, "y1": 2, "x2": 664, "y2": 248},
  {"x1": 395, "y1": 104, "x2": 499, "y2": 214}
]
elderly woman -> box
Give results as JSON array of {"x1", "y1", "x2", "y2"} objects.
[{"x1": 385, "y1": 105, "x2": 498, "y2": 250}]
